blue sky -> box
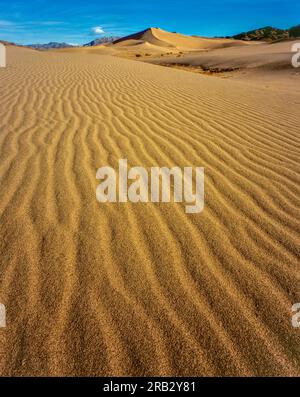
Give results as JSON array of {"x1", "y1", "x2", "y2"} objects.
[{"x1": 0, "y1": 0, "x2": 299, "y2": 45}]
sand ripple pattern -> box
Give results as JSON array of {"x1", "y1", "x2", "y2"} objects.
[{"x1": 0, "y1": 47, "x2": 299, "y2": 376}]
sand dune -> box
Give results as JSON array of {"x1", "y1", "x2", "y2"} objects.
[
  {"x1": 112, "y1": 27, "x2": 251, "y2": 51},
  {"x1": 148, "y1": 39, "x2": 300, "y2": 91},
  {"x1": 149, "y1": 39, "x2": 297, "y2": 69},
  {"x1": 57, "y1": 27, "x2": 258, "y2": 60},
  {"x1": 0, "y1": 46, "x2": 299, "y2": 376}
]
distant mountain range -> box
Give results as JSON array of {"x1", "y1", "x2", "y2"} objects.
[
  {"x1": 27, "y1": 42, "x2": 76, "y2": 50},
  {"x1": 83, "y1": 36, "x2": 120, "y2": 46},
  {"x1": 26, "y1": 37, "x2": 120, "y2": 49},
  {"x1": 289, "y1": 25, "x2": 300, "y2": 38},
  {"x1": 232, "y1": 25, "x2": 300, "y2": 41},
  {"x1": 0, "y1": 40, "x2": 16, "y2": 46}
]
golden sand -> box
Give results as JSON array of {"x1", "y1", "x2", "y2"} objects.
[{"x1": 0, "y1": 46, "x2": 299, "y2": 376}]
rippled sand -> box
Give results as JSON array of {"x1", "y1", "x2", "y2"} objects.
[{"x1": 0, "y1": 46, "x2": 299, "y2": 376}]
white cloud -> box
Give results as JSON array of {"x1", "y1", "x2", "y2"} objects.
[{"x1": 91, "y1": 26, "x2": 105, "y2": 35}]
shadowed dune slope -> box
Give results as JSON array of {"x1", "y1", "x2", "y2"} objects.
[{"x1": 0, "y1": 46, "x2": 299, "y2": 376}]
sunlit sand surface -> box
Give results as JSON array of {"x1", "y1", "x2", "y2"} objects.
[{"x1": 0, "y1": 45, "x2": 299, "y2": 376}]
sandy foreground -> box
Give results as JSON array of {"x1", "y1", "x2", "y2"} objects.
[{"x1": 0, "y1": 46, "x2": 299, "y2": 376}]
